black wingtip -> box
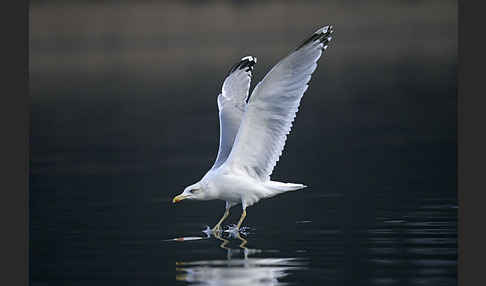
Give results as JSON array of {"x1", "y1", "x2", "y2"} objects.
[
  {"x1": 228, "y1": 56, "x2": 258, "y2": 75},
  {"x1": 296, "y1": 25, "x2": 334, "y2": 51}
]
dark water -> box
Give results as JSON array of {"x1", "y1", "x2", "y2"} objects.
[{"x1": 30, "y1": 1, "x2": 457, "y2": 285}]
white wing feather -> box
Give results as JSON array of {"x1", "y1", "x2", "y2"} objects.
[
  {"x1": 223, "y1": 26, "x2": 334, "y2": 180},
  {"x1": 211, "y1": 56, "x2": 257, "y2": 170}
]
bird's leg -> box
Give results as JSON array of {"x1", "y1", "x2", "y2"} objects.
[
  {"x1": 212, "y1": 205, "x2": 230, "y2": 232},
  {"x1": 236, "y1": 208, "x2": 247, "y2": 230},
  {"x1": 212, "y1": 209, "x2": 229, "y2": 232}
]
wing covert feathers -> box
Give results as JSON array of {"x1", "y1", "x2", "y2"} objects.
[{"x1": 211, "y1": 56, "x2": 257, "y2": 170}]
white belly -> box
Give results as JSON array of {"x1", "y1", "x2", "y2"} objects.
[{"x1": 203, "y1": 169, "x2": 269, "y2": 207}]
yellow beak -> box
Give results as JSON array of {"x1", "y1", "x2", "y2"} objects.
[{"x1": 172, "y1": 194, "x2": 188, "y2": 203}]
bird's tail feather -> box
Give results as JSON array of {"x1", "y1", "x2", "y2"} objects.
[{"x1": 264, "y1": 181, "x2": 307, "y2": 197}]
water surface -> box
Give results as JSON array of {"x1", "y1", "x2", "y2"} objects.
[{"x1": 30, "y1": 1, "x2": 457, "y2": 285}]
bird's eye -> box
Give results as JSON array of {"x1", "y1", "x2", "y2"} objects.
[{"x1": 189, "y1": 189, "x2": 199, "y2": 194}]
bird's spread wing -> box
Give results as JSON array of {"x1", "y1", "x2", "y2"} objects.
[
  {"x1": 223, "y1": 26, "x2": 334, "y2": 181},
  {"x1": 211, "y1": 56, "x2": 257, "y2": 170}
]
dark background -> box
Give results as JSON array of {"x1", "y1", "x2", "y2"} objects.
[{"x1": 30, "y1": 1, "x2": 457, "y2": 285}]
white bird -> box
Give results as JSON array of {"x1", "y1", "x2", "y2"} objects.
[{"x1": 173, "y1": 25, "x2": 334, "y2": 232}]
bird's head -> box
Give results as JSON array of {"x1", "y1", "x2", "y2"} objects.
[{"x1": 172, "y1": 182, "x2": 205, "y2": 203}]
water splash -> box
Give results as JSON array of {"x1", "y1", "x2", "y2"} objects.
[
  {"x1": 164, "y1": 236, "x2": 206, "y2": 242},
  {"x1": 202, "y1": 225, "x2": 212, "y2": 237},
  {"x1": 224, "y1": 224, "x2": 251, "y2": 236}
]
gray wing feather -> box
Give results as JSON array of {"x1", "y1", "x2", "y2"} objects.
[{"x1": 223, "y1": 26, "x2": 334, "y2": 180}]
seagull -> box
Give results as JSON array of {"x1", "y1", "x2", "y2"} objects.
[{"x1": 172, "y1": 25, "x2": 334, "y2": 232}]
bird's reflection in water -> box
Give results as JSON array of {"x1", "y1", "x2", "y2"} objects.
[{"x1": 176, "y1": 230, "x2": 305, "y2": 286}]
